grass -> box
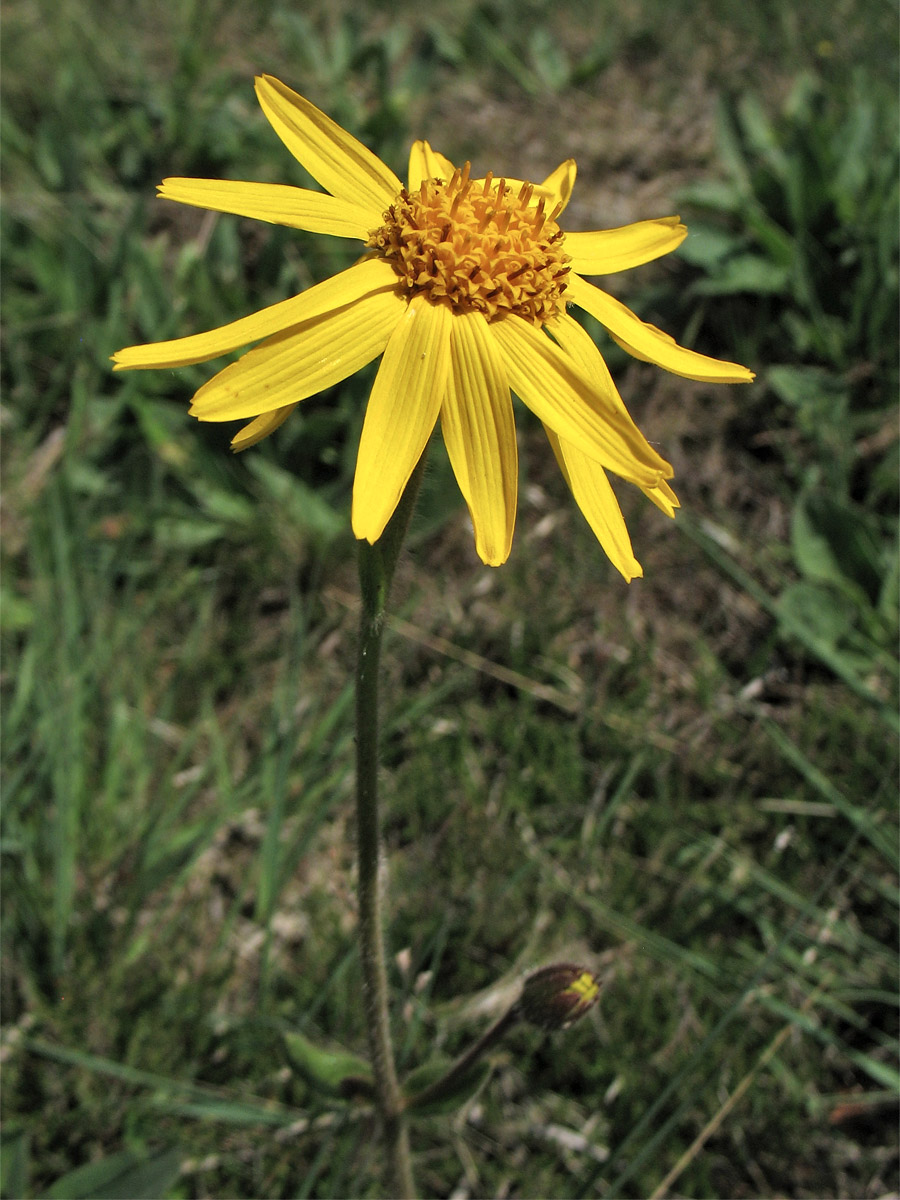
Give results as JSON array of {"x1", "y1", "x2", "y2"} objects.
[{"x1": 2, "y1": 0, "x2": 898, "y2": 1197}]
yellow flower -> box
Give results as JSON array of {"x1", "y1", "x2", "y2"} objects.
[
  {"x1": 519, "y1": 963, "x2": 602, "y2": 1030},
  {"x1": 113, "y1": 76, "x2": 753, "y2": 576}
]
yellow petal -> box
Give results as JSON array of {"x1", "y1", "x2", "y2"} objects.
[
  {"x1": 641, "y1": 478, "x2": 680, "y2": 517},
  {"x1": 548, "y1": 314, "x2": 680, "y2": 519},
  {"x1": 352, "y1": 296, "x2": 451, "y2": 544},
  {"x1": 158, "y1": 178, "x2": 375, "y2": 239},
  {"x1": 254, "y1": 75, "x2": 401, "y2": 214},
  {"x1": 546, "y1": 312, "x2": 626, "y2": 415},
  {"x1": 566, "y1": 216, "x2": 687, "y2": 275},
  {"x1": 568, "y1": 274, "x2": 755, "y2": 383},
  {"x1": 442, "y1": 310, "x2": 517, "y2": 566},
  {"x1": 538, "y1": 159, "x2": 577, "y2": 215},
  {"x1": 490, "y1": 316, "x2": 671, "y2": 487},
  {"x1": 407, "y1": 140, "x2": 456, "y2": 190},
  {"x1": 113, "y1": 258, "x2": 399, "y2": 372},
  {"x1": 231, "y1": 404, "x2": 298, "y2": 451},
  {"x1": 191, "y1": 286, "x2": 406, "y2": 420},
  {"x1": 546, "y1": 426, "x2": 643, "y2": 581}
]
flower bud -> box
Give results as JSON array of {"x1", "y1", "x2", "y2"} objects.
[{"x1": 519, "y1": 963, "x2": 602, "y2": 1031}]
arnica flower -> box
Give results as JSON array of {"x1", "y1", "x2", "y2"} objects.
[
  {"x1": 114, "y1": 76, "x2": 753, "y2": 577},
  {"x1": 519, "y1": 963, "x2": 603, "y2": 1031}
]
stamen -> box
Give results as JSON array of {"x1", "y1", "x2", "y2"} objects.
[{"x1": 365, "y1": 161, "x2": 571, "y2": 325}]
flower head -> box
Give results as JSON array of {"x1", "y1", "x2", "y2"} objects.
[
  {"x1": 519, "y1": 963, "x2": 603, "y2": 1031},
  {"x1": 114, "y1": 76, "x2": 753, "y2": 576}
]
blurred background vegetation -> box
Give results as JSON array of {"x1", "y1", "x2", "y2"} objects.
[{"x1": 2, "y1": 0, "x2": 897, "y2": 1196}]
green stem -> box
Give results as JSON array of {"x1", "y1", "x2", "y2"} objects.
[
  {"x1": 355, "y1": 456, "x2": 426, "y2": 1200},
  {"x1": 405, "y1": 1006, "x2": 520, "y2": 1113}
]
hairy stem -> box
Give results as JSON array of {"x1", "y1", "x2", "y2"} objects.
[{"x1": 355, "y1": 456, "x2": 426, "y2": 1199}]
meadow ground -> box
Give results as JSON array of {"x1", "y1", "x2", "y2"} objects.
[{"x1": 2, "y1": 1, "x2": 898, "y2": 1196}]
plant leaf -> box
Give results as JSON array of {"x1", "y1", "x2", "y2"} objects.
[
  {"x1": 1, "y1": 1127, "x2": 30, "y2": 1200},
  {"x1": 283, "y1": 1030, "x2": 374, "y2": 1099},
  {"x1": 40, "y1": 1147, "x2": 182, "y2": 1200},
  {"x1": 792, "y1": 491, "x2": 883, "y2": 603},
  {"x1": 690, "y1": 254, "x2": 790, "y2": 296}
]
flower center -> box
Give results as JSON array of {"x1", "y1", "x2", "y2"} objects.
[{"x1": 366, "y1": 163, "x2": 571, "y2": 325}]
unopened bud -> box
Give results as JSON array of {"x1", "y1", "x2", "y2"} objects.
[{"x1": 519, "y1": 963, "x2": 602, "y2": 1031}]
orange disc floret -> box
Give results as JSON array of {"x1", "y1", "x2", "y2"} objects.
[{"x1": 367, "y1": 164, "x2": 571, "y2": 326}]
